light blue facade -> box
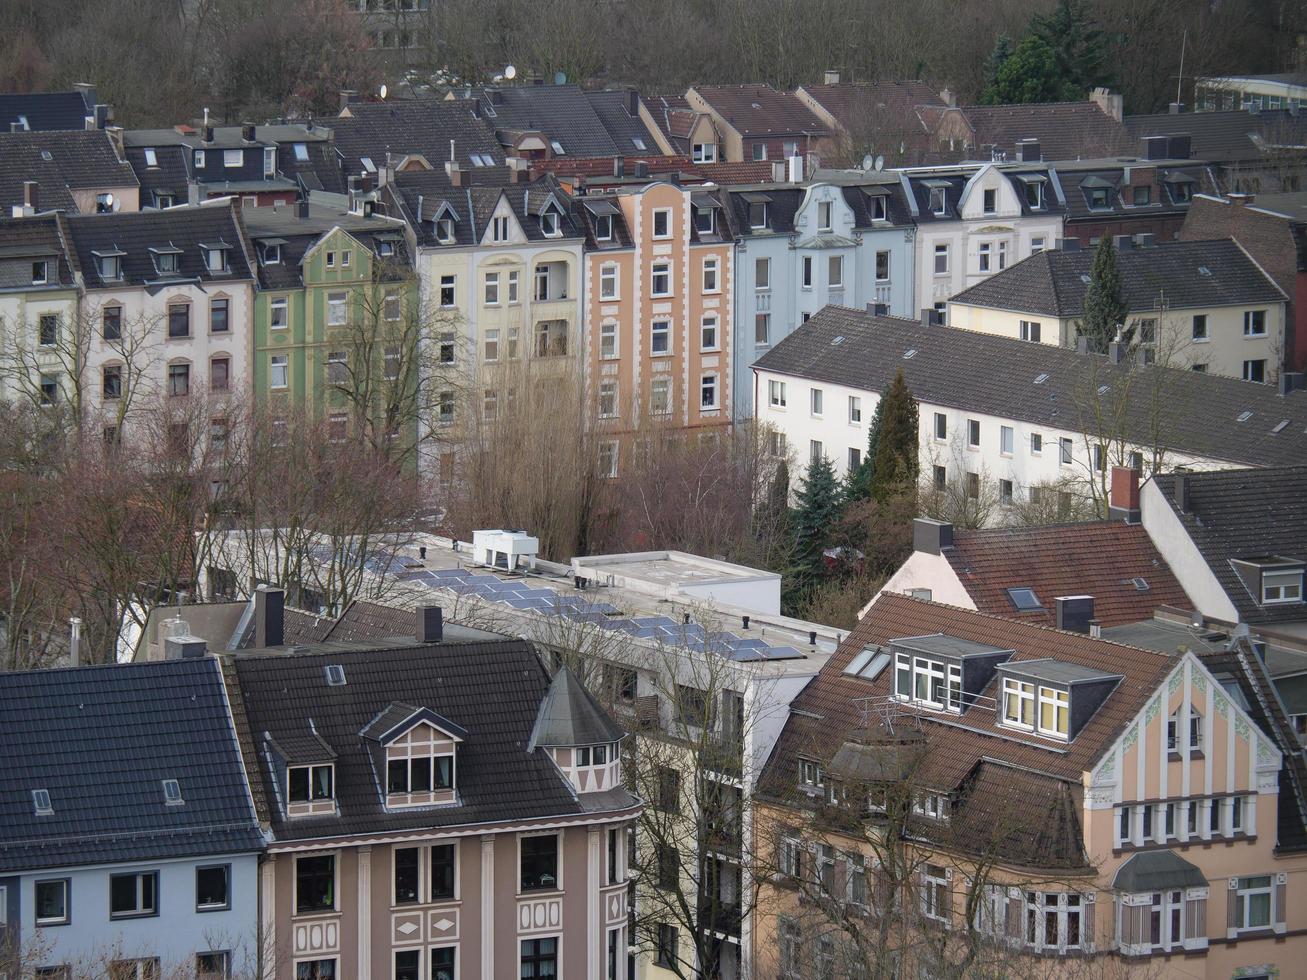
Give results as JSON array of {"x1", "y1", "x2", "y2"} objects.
[
  {"x1": 730, "y1": 180, "x2": 916, "y2": 418},
  {"x1": 17, "y1": 852, "x2": 260, "y2": 975}
]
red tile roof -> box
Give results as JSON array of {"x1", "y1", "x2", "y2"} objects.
[
  {"x1": 799, "y1": 80, "x2": 945, "y2": 131},
  {"x1": 942, "y1": 521, "x2": 1193, "y2": 628}
]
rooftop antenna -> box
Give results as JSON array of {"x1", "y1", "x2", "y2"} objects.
[{"x1": 1176, "y1": 28, "x2": 1187, "y2": 106}]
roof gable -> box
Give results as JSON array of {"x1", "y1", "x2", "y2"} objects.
[{"x1": 360, "y1": 702, "x2": 468, "y2": 744}]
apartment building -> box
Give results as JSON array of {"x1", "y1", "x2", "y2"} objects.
[
  {"x1": 0, "y1": 128, "x2": 139, "y2": 215},
  {"x1": 574, "y1": 180, "x2": 733, "y2": 462},
  {"x1": 722, "y1": 175, "x2": 916, "y2": 419},
  {"x1": 948, "y1": 237, "x2": 1289, "y2": 382},
  {"x1": 0, "y1": 657, "x2": 264, "y2": 978},
  {"x1": 62, "y1": 203, "x2": 256, "y2": 441},
  {"x1": 751, "y1": 591, "x2": 1301, "y2": 977},
  {"x1": 1056, "y1": 155, "x2": 1218, "y2": 245},
  {"x1": 685, "y1": 85, "x2": 833, "y2": 165},
  {"x1": 751, "y1": 306, "x2": 1307, "y2": 520},
  {"x1": 900, "y1": 159, "x2": 1065, "y2": 317}
]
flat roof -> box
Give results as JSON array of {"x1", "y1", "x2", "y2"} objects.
[
  {"x1": 1003, "y1": 657, "x2": 1121, "y2": 685},
  {"x1": 573, "y1": 551, "x2": 778, "y2": 590},
  {"x1": 892, "y1": 633, "x2": 1013, "y2": 660}
]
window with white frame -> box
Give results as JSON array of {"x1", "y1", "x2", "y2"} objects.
[
  {"x1": 483, "y1": 329, "x2": 500, "y2": 362},
  {"x1": 541, "y1": 210, "x2": 561, "y2": 237},
  {"x1": 650, "y1": 378, "x2": 671, "y2": 415},
  {"x1": 768, "y1": 379, "x2": 786, "y2": 407},
  {"x1": 933, "y1": 412, "x2": 947, "y2": 440},
  {"x1": 849, "y1": 396, "x2": 861, "y2": 423},
  {"x1": 1025, "y1": 891, "x2": 1084, "y2": 951},
  {"x1": 755, "y1": 256, "x2": 770, "y2": 290},
  {"x1": 1263, "y1": 569, "x2": 1304, "y2": 604},
  {"x1": 755, "y1": 312, "x2": 770, "y2": 345},
  {"x1": 817, "y1": 201, "x2": 833, "y2": 231},
  {"x1": 599, "y1": 441, "x2": 619, "y2": 478},
  {"x1": 934, "y1": 243, "x2": 949, "y2": 275},
  {"x1": 600, "y1": 263, "x2": 618, "y2": 299},
  {"x1": 594, "y1": 214, "x2": 613, "y2": 241},
  {"x1": 893, "y1": 652, "x2": 961, "y2": 712},
  {"x1": 810, "y1": 439, "x2": 824, "y2": 463},
  {"x1": 1031, "y1": 432, "x2": 1043, "y2": 455},
  {"x1": 1038, "y1": 685, "x2": 1070, "y2": 738},
  {"x1": 978, "y1": 241, "x2": 992, "y2": 272},
  {"x1": 270, "y1": 296, "x2": 288, "y2": 328},
  {"x1": 598, "y1": 381, "x2": 618, "y2": 418},
  {"x1": 438, "y1": 274, "x2": 456, "y2": 307},
  {"x1": 695, "y1": 207, "x2": 715, "y2": 235},
  {"x1": 921, "y1": 864, "x2": 949, "y2": 921},
  {"x1": 702, "y1": 256, "x2": 719, "y2": 292},
  {"x1": 492, "y1": 216, "x2": 510, "y2": 242},
  {"x1": 974, "y1": 883, "x2": 1008, "y2": 937},
  {"x1": 484, "y1": 271, "x2": 500, "y2": 305},
  {"x1": 700, "y1": 314, "x2": 719, "y2": 351},
  {"x1": 269, "y1": 355, "x2": 288, "y2": 389},
  {"x1": 799, "y1": 759, "x2": 824, "y2": 792},
  {"x1": 827, "y1": 254, "x2": 843, "y2": 288},
  {"x1": 692, "y1": 143, "x2": 717, "y2": 163},
  {"x1": 1000, "y1": 425, "x2": 1014, "y2": 454},
  {"x1": 652, "y1": 208, "x2": 671, "y2": 239},
  {"x1": 651, "y1": 260, "x2": 671, "y2": 296},
  {"x1": 810, "y1": 387, "x2": 823, "y2": 416},
  {"x1": 779, "y1": 917, "x2": 802, "y2": 978},
  {"x1": 651, "y1": 319, "x2": 671, "y2": 355},
  {"x1": 801, "y1": 255, "x2": 813, "y2": 288},
  {"x1": 1002, "y1": 677, "x2": 1035, "y2": 729},
  {"x1": 327, "y1": 291, "x2": 347, "y2": 325},
  {"x1": 700, "y1": 374, "x2": 718, "y2": 410},
  {"x1": 1168, "y1": 706, "x2": 1204, "y2": 752},
  {"x1": 1060, "y1": 437, "x2": 1073, "y2": 464},
  {"x1": 1244, "y1": 310, "x2": 1267, "y2": 336},
  {"x1": 967, "y1": 418, "x2": 980, "y2": 447},
  {"x1": 600, "y1": 320, "x2": 618, "y2": 359},
  {"x1": 1232, "y1": 875, "x2": 1273, "y2": 932},
  {"x1": 1020, "y1": 319, "x2": 1041, "y2": 342}
]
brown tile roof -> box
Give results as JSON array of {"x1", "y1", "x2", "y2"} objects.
[
  {"x1": 800, "y1": 81, "x2": 945, "y2": 131},
  {"x1": 527, "y1": 156, "x2": 773, "y2": 186},
  {"x1": 692, "y1": 84, "x2": 830, "y2": 137},
  {"x1": 761, "y1": 594, "x2": 1176, "y2": 863},
  {"x1": 942, "y1": 521, "x2": 1193, "y2": 628},
  {"x1": 640, "y1": 95, "x2": 700, "y2": 146},
  {"x1": 961, "y1": 102, "x2": 1132, "y2": 162},
  {"x1": 283, "y1": 608, "x2": 334, "y2": 645}
]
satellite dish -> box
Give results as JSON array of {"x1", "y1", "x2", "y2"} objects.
[
  {"x1": 379, "y1": 84, "x2": 388, "y2": 100},
  {"x1": 874, "y1": 155, "x2": 885, "y2": 171},
  {"x1": 504, "y1": 64, "x2": 517, "y2": 80},
  {"x1": 861, "y1": 154, "x2": 874, "y2": 171}
]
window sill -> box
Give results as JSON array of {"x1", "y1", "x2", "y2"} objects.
[
  {"x1": 109, "y1": 911, "x2": 160, "y2": 921},
  {"x1": 292, "y1": 909, "x2": 340, "y2": 920},
  {"x1": 197, "y1": 903, "x2": 232, "y2": 914},
  {"x1": 517, "y1": 887, "x2": 563, "y2": 899},
  {"x1": 35, "y1": 918, "x2": 70, "y2": 927}
]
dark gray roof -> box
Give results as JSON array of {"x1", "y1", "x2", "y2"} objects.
[
  {"x1": 125, "y1": 143, "x2": 191, "y2": 208},
  {"x1": 242, "y1": 202, "x2": 412, "y2": 290},
  {"x1": 1057, "y1": 161, "x2": 1217, "y2": 222},
  {"x1": 0, "y1": 658, "x2": 263, "y2": 873},
  {"x1": 951, "y1": 239, "x2": 1286, "y2": 316},
  {"x1": 0, "y1": 90, "x2": 93, "y2": 132},
  {"x1": 528, "y1": 666, "x2": 625, "y2": 749},
  {"x1": 1003, "y1": 658, "x2": 1120, "y2": 685},
  {"x1": 0, "y1": 130, "x2": 137, "y2": 213},
  {"x1": 720, "y1": 185, "x2": 804, "y2": 237},
  {"x1": 1126, "y1": 110, "x2": 1307, "y2": 165},
  {"x1": 0, "y1": 213, "x2": 77, "y2": 291},
  {"x1": 960, "y1": 102, "x2": 1133, "y2": 161},
  {"x1": 229, "y1": 642, "x2": 636, "y2": 841},
  {"x1": 584, "y1": 90, "x2": 660, "y2": 155},
  {"x1": 1112, "y1": 849, "x2": 1208, "y2": 891},
  {"x1": 752, "y1": 306, "x2": 1307, "y2": 468},
  {"x1": 467, "y1": 85, "x2": 657, "y2": 158},
  {"x1": 385, "y1": 170, "x2": 582, "y2": 249},
  {"x1": 1152, "y1": 466, "x2": 1307, "y2": 626},
  {"x1": 330, "y1": 99, "x2": 505, "y2": 178},
  {"x1": 66, "y1": 204, "x2": 255, "y2": 288},
  {"x1": 894, "y1": 633, "x2": 1012, "y2": 660}
]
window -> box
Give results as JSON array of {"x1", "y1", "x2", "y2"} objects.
[
  {"x1": 748, "y1": 200, "x2": 769, "y2": 228},
  {"x1": 933, "y1": 464, "x2": 946, "y2": 490},
  {"x1": 541, "y1": 210, "x2": 561, "y2": 237},
  {"x1": 98, "y1": 305, "x2": 123, "y2": 342},
  {"x1": 168, "y1": 362, "x2": 190, "y2": 397},
  {"x1": 922, "y1": 864, "x2": 949, "y2": 921},
  {"x1": 827, "y1": 254, "x2": 843, "y2": 288},
  {"x1": 638, "y1": 376, "x2": 667, "y2": 416},
  {"x1": 847, "y1": 447, "x2": 862, "y2": 471},
  {"x1": 325, "y1": 251, "x2": 335, "y2": 269},
  {"x1": 1031, "y1": 433, "x2": 1043, "y2": 455},
  {"x1": 532, "y1": 263, "x2": 553, "y2": 300},
  {"x1": 1025, "y1": 182, "x2": 1044, "y2": 209},
  {"x1": 1168, "y1": 707, "x2": 1204, "y2": 751},
  {"x1": 37, "y1": 313, "x2": 58, "y2": 347},
  {"x1": 692, "y1": 142, "x2": 717, "y2": 163},
  {"x1": 934, "y1": 243, "x2": 949, "y2": 275},
  {"x1": 386, "y1": 750, "x2": 453, "y2": 795},
  {"x1": 521, "y1": 938, "x2": 558, "y2": 977},
  {"x1": 289, "y1": 764, "x2": 333, "y2": 803},
  {"x1": 999, "y1": 425, "x2": 1014, "y2": 455},
  {"x1": 818, "y1": 200, "x2": 833, "y2": 231},
  {"x1": 431, "y1": 948, "x2": 455, "y2": 980},
  {"x1": 929, "y1": 187, "x2": 947, "y2": 215},
  {"x1": 600, "y1": 264, "x2": 618, "y2": 300},
  {"x1": 1244, "y1": 359, "x2": 1267, "y2": 383},
  {"x1": 193, "y1": 149, "x2": 205, "y2": 168},
  {"x1": 652, "y1": 208, "x2": 671, "y2": 239},
  {"x1": 492, "y1": 216, "x2": 510, "y2": 242},
  {"x1": 196, "y1": 865, "x2": 230, "y2": 912},
  {"x1": 1233, "y1": 875, "x2": 1273, "y2": 931},
  {"x1": 755, "y1": 256, "x2": 770, "y2": 290},
  {"x1": 978, "y1": 240, "x2": 993, "y2": 273},
  {"x1": 1244, "y1": 310, "x2": 1267, "y2": 336},
  {"x1": 779, "y1": 917, "x2": 802, "y2": 977},
  {"x1": 695, "y1": 207, "x2": 715, "y2": 235},
  {"x1": 810, "y1": 388, "x2": 824, "y2": 416},
  {"x1": 966, "y1": 471, "x2": 980, "y2": 498},
  {"x1": 767, "y1": 379, "x2": 786, "y2": 408},
  {"x1": 439, "y1": 274, "x2": 456, "y2": 307},
  {"x1": 222, "y1": 148, "x2": 242, "y2": 168},
  {"x1": 325, "y1": 350, "x2": 348, "y2": 385},
  {"x1": 801, "y1": 255, "x2": 813, "y2": 288},
  {"x1": 206, "y1": 297, "x2": 229, "y2": 334},
  {"x1": 933, "y1": 412, "x2": 947, "y2": 440},
  {"x1": 269, "y1": 355, "x2": 288, "y2": 389},
  {"x1": 293, "y1": 961, "x2": 335, "y2": 980},
  {"x1": 1191, "y1": 314, "x2": 1208, "y2": 340},
  {"x1": 651, "y1": 319, "x2": 671, "y2": 355},
  {"x1": 108, "y1": 960, "x2": 159, "y2": 980},
  {"x1": 1038, "y1": 686, "x2": 1070, "y2": 737},
  {"x1": 295, "y1": 854, "x2": 335, "y2": 914},
  {"x1": 894, "y1": 651, "x2": 961, "y2": 711},
  {"x1": 810, "y1": 439, "x2": 824, "y2": 464},
  {"x1": 755, "y1": 312, "x2": 770, "y2": 345},
  {"x1": 205, "y1": 247, "x2": 229, "y2": 274},
  {"x1": 849, "y1": 396, "x2": 862, "y2": 423},
  {"x1": 1031, "y1": 236, "x2": 1046, "y2": 254},
  {"x1": 430, "y1": 843, "x2": 456, "y2": 900},
  {"x1": 268, "y1": 296, "x2": 289, "y2": 329},
  {"x1": 31, "y1": 258, "x2": 49, "y2": 284},
  {"x1": 1025, "y1": 891, "x2": 1083, "y2": 950},
  {"x1": 102, "y1": 364, "x2": 122, "y2": 400},
  {"x1": 599, "y1": 381, "x2": 618, "y2": 418},
  {"x1": 1264, "y1": 569, "x2": 1304, "y2": 603},
  {"x1": 110, "y1": 871, "x2": 158, "y2": 919},
  {"x1": 752, "y1": 143, "x2": 767, "y2": 161},
  {"x1": 1087, "y1": 187, "x2": 1110, "y2": 209},
  {"x1": 599, "y1": 320, "x2": 618, "y2": 360},
  {"x1": 326, "y1": 292, "x2": 347, "y2": 326},
  {"x1": 1059, "y1": 437, "x2": 1074, "y2": 464},
  {"x1": 696, "y1": 314, "x2": 719, "y2": 352},
  {"x1": 651, "y1": 261, "x2": 671, "y2": 296},
  {"x1": 436, "y1": 217, "x2": 456, "y2": 244},
  {"x1": 594, "y1": 213, "x2": 613, "y2": 241},
  {"x1": 656, "y1": 922, "x2": 679, "y2": 968},
  {"x1": 967, "y1": 418, "x2": 980, "y2": 447},
  {"x1": 700, "y1": 374, "x2": 718, "y2": 410},
  {"x1": 210, "y1": 356, "x2": 230, "y2": 391},
  {"x1": 1003, "y1": 677, "x2": 1035, "y2": 728},
  {"x1": 1020, "y1": 319, "x2": 1041, "y2": 342},
  {"x1": 521, "y1": 834, "x2": 559, "y2": 891},
  {"x1": 168, "y1": 304, "x2": 190, "y2": 338},
  {"x1": 39, "y1": 372, "x2": 59, "y2": 405},
  {"x1": 982, "y1": 188, "x2": 997, "y2": 214},
  {"x1": 196, "y1": 951, "x2": 231, "y2": 980},
  {"x1": 1133, "y1": 185, "x2": 1151, "y2": 206},
  {"x1": 394, "y1": 950, "x2": 419, "y2": 980},
  {"x1": 999, "y1": 478, "x2": 1014, "y2": 504},
  {"x1": 702, "y1": 256, "x2": 719, "y2": 292},
  {"x1": 35, "y1": 878, "x2": 69, "y2": 925},
  {"x1": 484, "y1": 272, "x2": 500, "y2": 305}
]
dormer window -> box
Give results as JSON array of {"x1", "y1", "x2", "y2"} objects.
[
  {"x1": 928, "y1": 186, "x2": 947, "y2": 215},
  {"x1": 204, "y1": 245, "x2": 230, "y2": 274},
  {"x1": 894, "y1": 650, "x2": 961, "y2": 711},
  {"x1": 870, "y1": 194, "x2": 888, "y2": 221},
  {"x1": 541, "y1": 209, "x2": 561, "y2": 237},
  {"x1": 31, "y1": 260, "x2": 47, "y2": 285},
  {"x1": 194, "y1": 149, "x2": 205, "y2": 168},
  {"x1": 492, "y1": 216, "x2": 510, "y2": 242},
  {"x1": 1021, "y1": 176, "x2": 1046, "y2": 209},
  {"x1": 261, "y1": 243, "x2": 282, "y2": 265},
  {"x1": 1263, "y1": 568, "x2": 1304, "y2": 604},
  {"x1": 1087, "y1": 187, "x2": 1110, "y2": 209},
  {"x1": 364, "y1": 705, "x2": 465, "y2": 810},
  {"x1": 997, "y1": 660, "x2": 1120, "y2": 741},
  {"x1": 387, "y1": 751, "x2": 454, "y2": 795},
  {"x1": 745, "y1": 194, "x2": 770, "y2": 229},
  {"x1": 32, "y1": 788, "x2": 52, "y2": 816},
  {"x1": 595, "y1": 214, "x2": 613, "y2": 241},
  {"x1": 151, "y1": 245, "x2": 182, "y2": 275},
  {"x1": 223, "y1": 149, "x2": 243, "y2": 168},
  {"x1": 1233, "y1": 557, "x2": 1305, "y2": 606},
  {"x1": 435, "y1": 217, "x2": 456, "y2": 243},
  {"x1": 288, "y1": 763, "x2": 334, "y2": 814},
  {"x1": 93, "y1": 250, "x2": 124, "y2": 281},
  {"x1": 695, "y1": 207, "x2": 715, "y2": 234},
  {"x1": 890, "y1": 634, "x2": 1015, "y2": 714}
]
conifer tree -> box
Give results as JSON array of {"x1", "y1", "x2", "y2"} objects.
[
  {"x1": 1033, "y1": 0, "x2": 1110, "y2": 97},
  {"x1": 790, "y1": 452, "x2": 840, "y2": 593},
  {"x1": 841, "y1": 394, "x2": 884, "y2": 504},
  {"x1": 1080, "y1": 235, "x2": 1130, "y2": 352},
  {"x1": 870, "y1": 369, "x2": 918, "y2": 502}
]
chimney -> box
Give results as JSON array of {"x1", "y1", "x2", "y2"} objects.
[
  {"x1": 22, "y1": 181, "x2": 39, "y2": 213},
  {"x1": 1108, "y1": 466, "x2": 1141, "y2": 523},
  {"x1": 360, "y1": 172, "x2": 374, "y2": 193},
  {"x1": 1108, "y1": 337, "x2": 1127, "y2": 363},
  {"x1": 913, "y1": 517, "x2": 953, "y2": 555},
  {"x1": 1055, "y1": 595, "x2": 1095, "y2": 633},
  {"x1": 808, "y1": 630, "x2": 817, "y2": 647},
  {"x1": 93, "y1": 104, "x2": 110, "y2": 129},
  {"x1": 1076, "y1": 335, "x2": 1090, "y2": 354},
  {"x1": 1168, "y1": 102, "x2": 1186, "y2": 114},
  {"x1": 203, "y1": 125, "x2": 215, "y2": 144},
  {"x1": 73, "y1": 81, "x2": 97, "y2": 106},
  {"x1": 1228, "y1": 192, "x2": 1255, "y2": 206},
  {"x1": 254, "y1": 584, "x2": 284, "y2": 648},
  {"x1": 634, "y1": 161, "x2": 649, "y2": 179},
  {"x1": 242, "y1": 122, "x2": 256, "y2": 143},
  {"x1": 1173, "y1": 472, "x2": 1190, "y2": 513},
  {"x1": 788, "y1": 155, "x2": 804, "y2": 182},
  {"x1": 445, "y1": 159, "x2": 464, "y2": 187},
  {"x1": 920, "y1": 307, "x2": 940, "y2": 326},
  {"x1": 1089, "y1": 87, "x2": 1123, "y2": 122},
  {"x1": 1167, "y1": 134, "x2": 1191, "y2": 160},
  {"x1": 771, "y1": 160, "x2": 786, "y2": 182},
  {"x1": 339, "y1": 89, "x2": 357, "y2": 111},
  {"x1": 1278, "y1": 371, "x2": 1304, "y2": 396},
  {"x1": 1113, "y1": 234, "x2": 1133, "y2": 251},
  {"x1": 1056, "y1": 237, "x2": 1080, "y2": 252},
  {"x1": 742, "y1": 615, "x2": 750, "y2": 630},
  {"x1": 69, "y1": 617, "x2": 82, "y2": 668},
  {"x1": 104, "y1": 124, "x2": 124, "y2": 161},
  {"x1": 1089, "y1": 619, "x2": 1102, "y2": 639},
  {"x1": 164, "y1": 635, "x2": 208, "y2": 660},
  {"x1": 416, "y1": 605, "x2": 443, "y2": 643},
  {"x1": 1016, "y1": 138, "x2": 1041, "y2": 162},
  {"x1": 940, "y1": 87, "x2": 956, "y2": 108},
  {"x1": 1143, "y1": 135, "x2": 1168, "y2": 161},
  {"x1": 613, "y1": 157, "x2": 625, "y2": 178},
  {"x1": 627, "y1": 89, "x2": 640, "y2": 117},
  {"x1": 868, "y1": 302, "x2": 888, "y2": 315},
  {"x1": 824, "y1": 70, "x2": 840, "y2": 85},
  {"x1": 1134, "y1": 232, "x2": 1156, "y2": 247},
  {"x1": 296, "y1": 196, "x2": 310, "y2": 219}
]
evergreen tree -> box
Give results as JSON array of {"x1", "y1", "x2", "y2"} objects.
[
  {"x1": 790, "y1": 452, "x2": 840, "y2": 593},
  {"x1": 982, "y1": 34, "x2": 1013, "y2": 92},
  {"x1": 841, "y1": 393, "x2": 884, "y2": 505},
  {"x1": 1032, "y1": 0, "x2": 1110, "y2": 98},
  {"x1": 980, "y1": 35, "x2": 1068, "y2": 105},
  {"x1": 870, "y1": 369, "x2": 919, "y2": 502},
  {"x1": 1079, "y1": 235, "x2": 1130, "y2": 353}
]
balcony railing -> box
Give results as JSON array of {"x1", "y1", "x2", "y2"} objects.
[
  {"x1": 699, "y1": 901, "x2": 742, "y2": 937},
  {"x1": 874, "y1": 283, "x2": 893, "y2": 305}
]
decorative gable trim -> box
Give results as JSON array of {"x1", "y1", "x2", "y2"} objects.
[{"x1": 359, "y1": 703, "x2": 468, "y2": 745}]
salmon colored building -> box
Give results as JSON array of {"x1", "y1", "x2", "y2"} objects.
[{"x1": 576, "y1": 181, "x2": 734, "y2": 475}]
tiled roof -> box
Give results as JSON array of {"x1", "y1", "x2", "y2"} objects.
[
  {"x1": 227, "y1": 642, "x2": 636, "y2": 841},
  {"x1": 584, "y1": 90, "x2": 661, "y2": 154},
  {"x1": 940, "y1": 521, "x2": 1193, "y2": 627},
  {"x1": 1126, "y1": 110, "x2": 1307, "y2": 165},
  {"x1": 0, "y1": 213, "x2": 78, "y2": 291},
  {"x1": 720, "y1": 185, "x2": 805, "y2": 237},
  {"x1": 759, "y1": 593, "x2": 1177, "y2": 866},
  {"x1": 799, "y1": 81, "x2": 945, "y2": 132},
  {"x1": 385, "y1": 170, "x2": 582, "y2": 248},
  {"x1": 0, "y1": 130, "x2": 137, "y2": 213},
  {"x1": 692, "y1": 84, "x2": 831, "y2": 137},
  {"x1": 242, "y1": 202, "x2": 411, "y2": 290},
  {"x1": 322, "y1": 599, "x2": 423, "y2": 643},
  {"x1": 1057, "y1": 161, "x2": 1218, "y2": 221},
  {"x1": 0, "y1": 90, "x2": 93, "y2": 132},
  {"x1": 950, "y1": 238, "x2": 1287, "y2": 315},
  {"x1": 961, "y1": 102, "x2": 1132, "y2": 161},
  {"x1": 0, "y1": 658, "x2": 263, "y2": 873},
  {"x1": 66, "y1": 203, "x2": 255, "y2": 288},
  {"x1": 640, "y1": 94, "x2": 701, "y2": 148},
  {"x1": 330, "y1": 99, "x2": 505, "y2": 177},
  {"x1": 283, "y1": 608, "x2": 335, "y2": 645},
  {"x1": 125, "y1": 143, "x2": 191, "y2": 207},
  {"x1": 466, "y1": 85, "x2": 656, "y2": 158},
  {"x1": 277, "y1": 140, "x2": 347, "y2": 195},
  {"x1": 1152, "y1": 465, "x2": 1307, "y2": 626},
  {"x1": 751, "y1": 306, "x2": 1307, "y2": 468}
]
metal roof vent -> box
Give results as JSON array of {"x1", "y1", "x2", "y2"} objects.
[
  {"x1": 162, "y1": 778, "x2": 184, "y2": 806},
  {"x1": 32, "y1": 788, "x2": 52, "y2": 815},
  {"x1": 903, "y1": 349, "x2": 918, "y2": 359},
  {"x1": 325, "y1": 664, "x2": 347, "y2": 686},
  {"x1": 1035, "y1": 373, "x2": 1050, "y2": 384},
  {"x1": 1237, "y1": 411, "x2": 1253, "y2": 422}
]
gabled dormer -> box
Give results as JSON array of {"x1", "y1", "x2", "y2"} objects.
[
  {"x1": 427, "y1": 200, "x2": 460, "y2": 245},
  {"x1": 264, "y1": 724, "x2": 338, "y2": 819},
  {"x1": 481, "y1": 193, "x2": 525, "y2": 246},
  {"x1": 530, "y1": 190, "x2": 566, "y2": 239},
  {"x1": 361, "y1": 702, "x2": 466, "y2": 810},
  {"x1": 529, "y1": 666, "x2": 625, "y2": 796},
  {"x1": 199, "y1": 240, "x2": 231, "y2": 275},
  {"x1": 149, "y1": 243, "x2": 184, "y2": 276}
]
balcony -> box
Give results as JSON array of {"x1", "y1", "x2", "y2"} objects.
[
  {"x1": 533, "y1": 319, "x2": 571, "y2": 358},
  {"x1": 874, "y1": 283, "x2": 893, "y2": 305},
  {"x1": 532, "y1": 260, "x2": 571, "y2": 303},
  {"x1": 699, "y1": 900, "x2": 742, "y2": 938},
  {"x1": 702, "y1": 734, "x2": 743, "y2": 779}
]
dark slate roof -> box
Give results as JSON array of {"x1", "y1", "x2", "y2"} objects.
[
  {"x1": 461, "y1": 85, "x2": 657, "y2": 158},
  {"x1": 839, "y1": 181, "x2": 916, "y2": 227},
  {"x1": 640, "y1": 94, "x2": 701, "y2": 152},
  {"x1": 1057, "y1": 161, "x2": 1218, "y2": 222},
  {"x1": 241, "y1": 202, "x2": 411, "y2": 290},
  {"x1": 572, "y1": 194, "x2": 634, "y2": 251},
  {"x1": 1152, "y1": 466, "x2": 1307, "y2": 626},
  {"x1": 0, "y1": 213, "x2": 78, "y2": 291},
  {"x1": 584, "y1": 90, "x2": 660, "y2": 155},
  {"x1": 228, "y1": 643, "x2": 637, "y2": 840},
  {"x1": 752, "y1": 306, "x2": 1307, "y2": 468},
  {"x1": 720, "y1": 185, "x2": 805, "y2": 237},
  {"x1": 951, "y1": 239, "x2": 1286, "y2": 315},
  {"x1": 277, "y1": 140, "x2": 347, "y2": 195},
  {"x1": 0, "y1": 658, "x2": 263, "y2": 873},
  {"x1": 66, "y1": 203, "x2": 255, "y2": 289},
  {"x1": 384, "y1": 170, "x2": 581, "y2": 249},
  {"x1": 330, "y1": 99, "x2": 505, "y2": 177},
  {"x1": 0, "y1": 130, "x2": 137, "y2": 213},
  {"x1": 961, "y1": 102, "x2": 1133, "y2": 161},
  {"x1": 1125, "y1": 110, "x2": 1307, "y2": 165},
  {"x1": 692, "y1": 84, "x2": 831, "y2": 137},
  {"x1": 125, "y1": 144, "x2": 191, "y2": 208},
  {"x1": 528, "y1": 666, "x2": 626, "y2": 749},
  {"x1": 0, "y1": 90, "x2": 93, "y2": 132},
  {"x1": 1112, "y1": 849, "x2": 1208, "y2": 891}
]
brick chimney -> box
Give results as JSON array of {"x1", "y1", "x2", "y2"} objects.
[{"x1": 1108, "y1": 466, "x2": 1141, "y2": 523}]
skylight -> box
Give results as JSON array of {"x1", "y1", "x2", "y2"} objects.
[
  {"x1": 325, "y1": 664, "x2": 346, "y2": 686},
  {"x1": 1034, "y1": 373, "x2": 1049, "y2": 384},
  {"x1": 550, "y1": 140, "x2": 565, "y2": 155},
  {"x1": 1130, "y1": 577, "x2": 1150, "y2": 591},
  {"x1": 843, "y1": 646, "x2": 890, "y2": 681},
  {"x1": 903, "y1": 349, "x2": 918, "y2": 359},
  {"x1": 360, "y1": 156, "x2": 376, "y2": 173},
  {"x1": 831, "y1": 335, "x2": 845, "y2": 346},
  {"x1": 293, "y1": 143, "x2": 309, "y2": 162},
  {"x1": 32, "y1": 788, "x2": 52, "y2": 815},
  {"x1": 162, "y1": 778, "x2": 184, "y2": 805},
  {"x1": 1007, "y1": 587, "x2": 1042, "y2": 612},
  {"x1": 1080, "y1": 274, "x2": 1091, "y2": 284},
  {"x1": 1237, "y1": 411, "x2": 1253, "y2": 422},
  {"x1": 1197, "y1": 265, "x2": 1212, "y2": 277},
  {"x1": 143, "y1": 147, "x2": 158, "y2": 167},
  {"x1": 1272, "y1": 419, "x2": 1289, "y2": 433},
  {"x1": 1097, "y1": 384, "x2": 1110, "y2": 394},
  {"x1": 633, "y1": 138, "x2": 646, "y2": 150}
]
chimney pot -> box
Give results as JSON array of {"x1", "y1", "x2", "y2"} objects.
[
  {"x1": 808, "y1": 630, "x2": 817, "y2": 646},
  {"x1": 913, "y1": 517, "x2": 953, "y2": 555},
  {"x1": 339, "y1": 89, "x2": 357, "y2": 112},
  {"x1": 1089, "y1": 619, "x2": 1102, "y2": 639},
  {"x1": 742, "y1": 615, "x2": 750, "y2": 630},
  {"x1": 69, "y1": 616, "x2": 82, "y2": 668},
  {"x1": 416, "y1": 605, "x2": 444, "y2": 643},
  {"x1": 242, "y1": 122, "x2": 256, "y2": 143},
  {"x1": 254, "y1": 584, "x2": 284, "y2": 648},
  {"x1": 627, "y1": 88, "x2": 639, "y2": 117},
  {"x1": 1108, "y1": 339, "x2": 1127, "y2": 364}
]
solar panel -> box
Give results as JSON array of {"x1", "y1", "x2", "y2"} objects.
[
  {"x1": 635, "y1": 616, "x2": 678, "y2": 628},
  {"x1": 761, "y1": 646, "x2": 804, "y2": 660}
]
